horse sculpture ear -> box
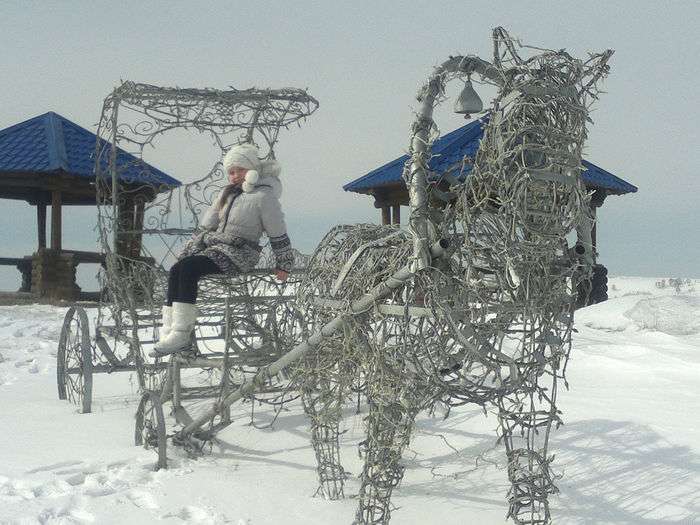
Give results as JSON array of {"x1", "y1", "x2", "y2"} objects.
[
  {"x1": 491, "y1": 26, "x2": 524, "y2": 69},
  {"x1": 579, "y1": 49, "x2": 615, "y2": 95}
]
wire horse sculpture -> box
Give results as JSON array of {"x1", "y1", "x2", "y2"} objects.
[
  {"x1": 55, "y1": 81, "x2": 317, "y2": 413},
  {"x1": 293, "y1": 28, "x2": 613, "y2": 524},
  {"x1": 114, "y1": 28, "x2": 612, "y2": 525}
]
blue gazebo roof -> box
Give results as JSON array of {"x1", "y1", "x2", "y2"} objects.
[
  {"x1": 344, "y1": 117, "x2": 637, "y2": 196},
  {"x1": 0, "y1": 111, "x2": 180, "y2": 188}
]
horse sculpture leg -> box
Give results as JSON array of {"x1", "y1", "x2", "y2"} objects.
[
  {"x1": 300, "y1": 338, "x2": 355, "y2": 500},
  {"x1": 497, "y1": 370, "x2": 562, "y2": 525},
  {"x1": 355, "y1": 357, "x2": 419, "y2": 525},
  {"x1": 301, "y1": 370, "x2": 348, "y2": 499},
  {"x1": 355, "y1": 402, "x2": 417, "y2": 524}
]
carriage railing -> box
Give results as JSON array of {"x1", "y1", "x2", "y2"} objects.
[{"x1": 94, "y1": 256, "x2": 308, "y2": 346}]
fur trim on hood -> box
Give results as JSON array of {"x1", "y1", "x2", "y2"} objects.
[
  {"x1": 242, "y1": 159, "x2": 282, "y2": 194},
  {"x1": 214, "y1": 175, "x2": 283, "y2": 224},
  {"x1": 251, "y1": 175, "x2": 282, "y2": 198}
]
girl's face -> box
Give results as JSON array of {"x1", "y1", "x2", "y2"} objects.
[{"x1": 227, "y1": 166, "x2": 248, "y2": 185}]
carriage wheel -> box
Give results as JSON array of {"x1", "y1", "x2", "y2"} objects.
[
  {"x1": 57, "y1": 306, "x2": 93, "y2": 413},
  {"x1": 135, "y1": 390, "x2": 168, "y2": 470}
]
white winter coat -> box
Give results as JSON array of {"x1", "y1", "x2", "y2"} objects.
[
  {"x1": 179, "y1": 175, "x2": 294, "y2": 272},
  {"x1": 200, "y1": 176, "x2": 287, "y2": 243}
]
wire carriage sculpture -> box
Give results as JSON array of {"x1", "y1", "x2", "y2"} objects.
[
  {"x1": 58, "y1": 27, "x2": 612, "y2": 525},
  {"x1": 56, "y1": 81, "x2": 318, "y2": 413}
]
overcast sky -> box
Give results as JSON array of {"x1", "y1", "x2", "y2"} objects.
[{"x1": 1, "y1": 0, "x2": 698, "y2": 290}]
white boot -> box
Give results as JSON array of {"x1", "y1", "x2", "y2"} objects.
[
  {"x1": 159, "y1": 305, "x2": 173, "y2": 340},
  {"x1": 152, "y1": 302, "x2": 197, "y2": 356}
]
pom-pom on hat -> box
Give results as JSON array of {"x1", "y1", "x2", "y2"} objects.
[{"x1": 241, "y1": 169, "x2": 260, "y2": 193}]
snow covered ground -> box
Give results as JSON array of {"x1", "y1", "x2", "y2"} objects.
[{"x1": 1, "y1": 276, "x2": 699, "y2": 524}]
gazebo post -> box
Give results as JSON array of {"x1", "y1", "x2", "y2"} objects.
[
  {"x1": 380, "y1": 206, "x2": 390, "y2": 225},
  {"x1": 591, "y1": 212, "x2": 597, "y2": 253},
  {"x1": 374, "y1": 192, "x2": 391, "y2": 225},
  {"x1": 131, "y1": 196, "x2": 145, "y2": 258},
  {"x1": 51, "y1": 189, "x2": 62, "y2": 251},
  {"x1": 37, "y1": 201, "x2": 47, "y2": 250},
  {"x1": 391, "y1": 205, "x2": 400, "y2": 225},
  {"x1": 589, "y1": 188, "x2": 606, "y2": 259}
]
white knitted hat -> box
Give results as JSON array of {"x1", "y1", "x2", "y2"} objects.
[
  {"x1": 223, "y1": 144, "x2": 263, "y2": 193},
  {"x1": 223, "y1": 143, "x2": 261, "y2": 172}
]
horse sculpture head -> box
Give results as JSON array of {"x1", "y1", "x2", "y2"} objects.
[
  {"x1": 395, "y1": 28, "x2": 615, "y2": 402},
  {"x1": 460, "y1": 29, "x2": 614, "y2": 238}
]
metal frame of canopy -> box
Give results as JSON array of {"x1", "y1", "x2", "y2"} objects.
[{"x1": 56, "y1": 81, "x2": 318, "y2": 413}]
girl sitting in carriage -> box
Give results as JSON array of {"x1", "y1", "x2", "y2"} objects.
[{"x1": 153, "y1": 143, "x2": 294, "y2": 355}]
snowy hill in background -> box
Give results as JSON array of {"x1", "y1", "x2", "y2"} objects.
[{"x1": 1, "y1": 277, "x2": 699, "y2": 524}]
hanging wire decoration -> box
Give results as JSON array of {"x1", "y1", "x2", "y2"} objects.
[{"x1": 293, "y1": 27, "x2": 613, "y2": 524}]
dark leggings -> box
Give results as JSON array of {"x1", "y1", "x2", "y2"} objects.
[{"x1": 166, "y1": 255, "x2": 220, "y2": 305}]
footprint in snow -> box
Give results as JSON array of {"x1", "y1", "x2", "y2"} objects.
[
  {"x1": 126, "y1": 489, "x2": 159, "y2": 509},
  {"x1": 163, "y1": 505, "x2": 221, "y2": 523},
  {"x1": 65, "y1": 472, "x2": 88, "y2": 486},
  {"x1": 61, "y1": 471, "x2": 115, "y2": 498},
  {"x1": 37, "y1": 501, "x2": 95, "y2": 524},
  {"x1": 12, "y1": 358, "x2": 39, "y2": 373},
  {"x1": 31, "y1": 478, "x2": 73, "y2": 498},
  {"x1": 0, "y1": 477, "x2": 36, "y2": 501},
  {"x1": 83, "y1": 485, "x2": 117, "y2": 497},
  {"x1": 26, "y1": 460, "x2": 84, "y2": 474},
  {"x1": 64, "y1": 469, "x2": 102, "y2": 487}
]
